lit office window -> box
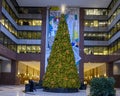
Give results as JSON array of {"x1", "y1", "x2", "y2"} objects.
[
  {"x1": 17, "y1": 45, "x2": 21, "y2": 53},
  {"x1": 18, "y1": 20, "x2": 42, "y2": 26},
  {"x1": 4, "y1": 19, "x2": 9, "y2": 29},
  {"x1": 103, "y1": 48, "x2": 108, "y2": 55},
  {"x1": 85, "y1": 9, "x2": 107, "y2": 15},
  {"x1": 84, "y1": 48, "x2": 89, "y2": 55},
  {"x1": 1, "y1": 16, "x2": 5, "y2": 25},
  {"x1": 93, "y1": 20, "x2": 98, "y2": 27},
  {"x1": 99, "y1": 21, "x2": 107, "y2": 27},
  {"x1": 23, "y1": 32, "x2": 28, "y2": 39},
  {"x1": 33, "y1": 20, "x2": 42, "y2": 26},
  {"x1": 26, "y1": 46, "x2": 31, "y2": 53},
  {"x1": 84, "y1": 20, "x2": 107, "y2": 28},
  {"x1": 28, "y1": 32, "x2": 32, "y2": 39},
  {"x1": 84, "y1": 47, "x2": 108, "y2": 55},
  {"x1": 0, "y1": 32, "x2": 4, "y2": 44},
  {"x1": 118, "y1": 39, "x2": 120, "y2": 49},
  {"x1": 2, "y1": 0, "x2": 6, "y2": 8},
  {"x1": 36, "y1": 46, "x2": 41, "y2": 53},
  {"x1": 21, "y1": 45, "x2": 26, "y2": 53}
]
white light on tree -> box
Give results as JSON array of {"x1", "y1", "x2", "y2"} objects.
[{"x1": 61, "y1": 4, "x2": 66, "y2": 14}]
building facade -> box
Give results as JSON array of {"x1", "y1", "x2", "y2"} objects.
[{"x1": 0, "y1": 0, "x2": 120, "y2": 87}]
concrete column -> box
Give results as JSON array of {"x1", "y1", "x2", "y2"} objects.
[
  {"x1": 40, "y1": 7, "x2": 47, "y2": 80},
  {"x1": 79, "y1": 8, "x2": 85, "y2": 82},
  {"x1": 0, "y1": 60, "x2": 2, "y2": 80},
  {"x1": 11, "y1": 60, "x2": 19, "y2": 84},
  {"x1": 0, "y1": 60, "x2": 19, "y2": 85},
  {"x1": 106, "y1": 62, "x2": 113, "y2": 77},
  {"x1": 0, "y1": 0, "x2": 2, "y2": 20}
]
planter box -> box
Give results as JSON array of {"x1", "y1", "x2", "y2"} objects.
[{"x1": 43, "y1": 87, "x2": 79, "y2": 93}]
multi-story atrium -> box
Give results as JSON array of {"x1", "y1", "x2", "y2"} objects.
[{"x1": 0, "y1": 0, "x2": 120, "y2": 88}]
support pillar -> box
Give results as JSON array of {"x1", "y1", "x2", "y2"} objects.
[
  {"x1": 11, "y1": 60, "x2": 19, "y2": 84},
  {"x1": 0, "y1": 0, "x2": 2, "y2": 20},
  {"x1": 106, "y1": 62, "x2": 113, "y2": 77},
  {"x1": 79, "y1": 8, "x2": 85, "y2": 82},
  {"x1": 40, "y1": 7, "x2": 47, "y2": 80},
  {"x1": 0, "y1": 60, "x2": 19, "y2": 85}
]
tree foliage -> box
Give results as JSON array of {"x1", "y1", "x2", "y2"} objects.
[{"x1": 43, "y1": 14, "x2": 80, "y2": 88}]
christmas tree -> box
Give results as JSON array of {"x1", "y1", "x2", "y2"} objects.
[{"x1": 43, "y1": 14, "x2": 80, "y2": 90}]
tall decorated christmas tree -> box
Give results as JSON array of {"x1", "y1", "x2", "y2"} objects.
[{"x1": 43, "y1": 14, "x2": 80, "y2": 92}]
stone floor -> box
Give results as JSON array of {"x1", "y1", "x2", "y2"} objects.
[{"x1": 0, "y1": 85, "x2": 120, "y2": 96}]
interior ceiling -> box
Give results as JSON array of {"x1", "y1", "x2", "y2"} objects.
[
  {"x1": 84, "y1": 63, "x2": 106, "y2": 72},
  {"x1": 114, "y1": 60, "x2": 120, "y2": 64},
  {"x1": 16, "y1": 0, "x2": 111, "y2": 8},
  {"x1": 19, "y1": 61, "x2": 40, "y2": 71},
  {"x1": 0, "y1": 56, "x2": 10, "y2": 61}
]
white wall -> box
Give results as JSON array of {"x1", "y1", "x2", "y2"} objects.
[
  {"x1": 1, "y1": 60, "x2": 11, "y2": 72},
  {"x1": 113, "y1": 63, "x2": 120, "y2": 75}
]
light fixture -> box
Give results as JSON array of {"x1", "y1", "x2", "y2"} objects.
[
  {"x1": 97, "y1": 74, "x2": 100, "y2": 77},
  {"x1": 104, "y1": 73, "x2": 106, "y2": 77}
]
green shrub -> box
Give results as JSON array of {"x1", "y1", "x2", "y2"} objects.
[{"x1": 90, "y1": 77, "x2": 116, "y2": 96}]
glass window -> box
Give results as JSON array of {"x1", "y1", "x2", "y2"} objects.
[
  {"x1": 18, "y1": 20, "x2": 23, "y2": 25},
  {"x1": 84, "y1": 48, "x2": 89, "y2": 55},
  {"x1": 2, "y1": 0, "x2": 6, "y2": 8},
  {"x1": 4, "y1": 19, "x2": 9, "y2": 29},
  {"x1": 84, "y1": 47, "x2": 108, "y2": 55},
  {"x1": 23, "y1": 20, "x2": 29, "y2": 25},
  {"x1": 93, "y1": 20, "x2": 98, "y2": 27},
  {"x1": 0, "y1": 32, "x2": 4, "y2": 44},
  {"x1": 103, "y1": 47, "x2": 108, "y2": 55},
  {"x1": 18, "y1": 32, "x2": 23, "y2": 39},
  {"x1": 23, "y1": 32, "x2": 28, "y2": 39},
  {"x1": 14, "y1": 30, "x2": 17, "y2": 37},
  {"x1": 12, "y1": 43, "x2": 17, "y2": 52},
  {"x1": 4, "y1": 37, "x2": 8, "y2": 45},
  {"x1": 36, "y1": 46, "x2": 41, "y2": 53},
  {"x1": 36, "y1": 32, "x2": 41, "y2": 39},
  {"x1": 21, "y1": 45, "x2": 26, "y2": 53},
  {"x1": 32, "y1": 32, "x2": 37, "y2": 39},
  {"x1": 33, "y1": 20, "x2": 42, "y2": 26},
  {"x1": 31, "y1": 46, "x2": 36, "y2": 53},
  {"x1": 26, "y1": 46, "x2": 31, "y2": 53},
  {"x1": 17, "y1": 45, "x2": 21, "y2": 53},
  {"x1": 118, "y1": 39, "x2": 120, "y2": 49},
  {"x1": 85, "y1": 9, "x2": 107, "y2": 15},
  {"x1": 28, "y1": 32, "x2": 32, "y2": 39},
  {"x1": 1, "y1": 16, "x2": 5, "y2": 25}
]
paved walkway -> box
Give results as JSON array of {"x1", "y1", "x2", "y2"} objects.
[
  {"x1": 0, "y1": 85, "x2": 86, "y2": 96},
  {"x1": 0, "y1": 85, "x2": 120, "y2": 96}
]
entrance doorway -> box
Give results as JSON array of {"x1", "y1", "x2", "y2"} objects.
[
  {"x1": 17, "y1": 61, "x2": 40, "y2": 84},
  {"x1": 84, "y1": 62, "x2": 107, "y2": 84}
]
